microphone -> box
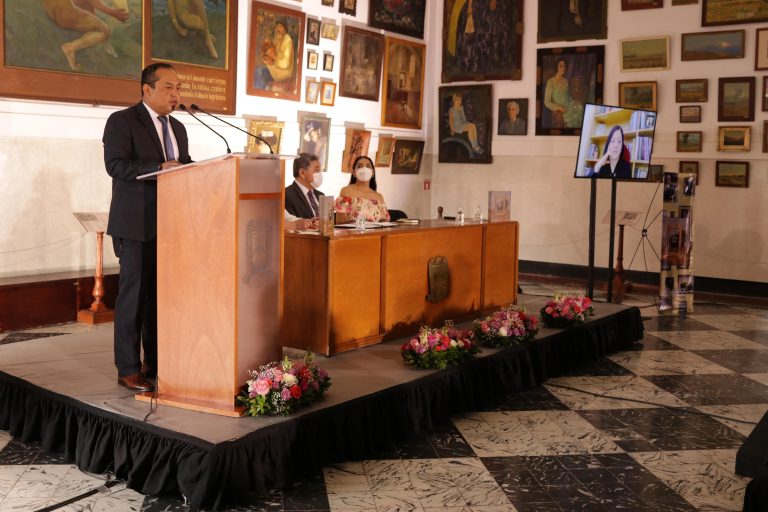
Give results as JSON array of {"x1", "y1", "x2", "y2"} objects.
[
  {"x1": 178, "y1": 104, "x2": 231, "y2": 154},
  {"x1": 190, "y1": 103, "x2": 274, "y2": 154}
]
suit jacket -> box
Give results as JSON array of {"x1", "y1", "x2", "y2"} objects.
[
  {"x1": 285, "y1": 181, "x2": 325, "y2": 219},
  {"x1": 103, "y1": 102, "x2": 191, "y2": 241}
]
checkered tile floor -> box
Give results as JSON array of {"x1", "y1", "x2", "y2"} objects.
[{"x1": 1, "y1": 284, "x2": 766, "y2": 511}]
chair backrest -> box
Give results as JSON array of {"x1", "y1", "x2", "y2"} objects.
[{"x1": 388, "y1": 209, "x2": 408, "y2": 221}]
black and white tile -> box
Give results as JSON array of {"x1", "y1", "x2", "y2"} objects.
[{"x1": 1, "y1": 292, "x2": 767, "y2": 511}]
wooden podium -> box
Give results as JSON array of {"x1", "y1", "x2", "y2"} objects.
[{"x1": 137, "y1": 154, "x2": 288, "y2": 416}]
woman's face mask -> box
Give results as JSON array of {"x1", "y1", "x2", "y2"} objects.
[{"x1": 355, "y1": 163, "x2": 373, "y2": 183}]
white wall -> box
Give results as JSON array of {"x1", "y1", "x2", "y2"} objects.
[{"x1": 0, "y1": 1, "x2": 765, "y2": 283}]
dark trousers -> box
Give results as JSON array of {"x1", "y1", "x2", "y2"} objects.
[{"x1": 112, "y1": 237, "x2": 157, "y2": 377}]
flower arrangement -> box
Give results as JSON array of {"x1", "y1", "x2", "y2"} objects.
[
  {"x1": 237, "y1": 352, "x2": 331, "y2": 416},
  {"x1": 401, "y1": 321, "x2": 479, "y2": 370},
  {"x1": 540, "y1": 293, "x2": 594, "y2": 328},
  {"x1": 473, "y1": 306, "x2": 539, "y2": 347}
]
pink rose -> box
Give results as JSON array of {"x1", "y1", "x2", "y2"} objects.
[{"x1": 254, "y1": 378, "x2": 271, "y2": 397}]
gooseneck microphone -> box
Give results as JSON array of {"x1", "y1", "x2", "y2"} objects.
[
  {"x1": 178, "y1": 104, "x2": 231, "y2": 154},
  {"x1": 190, "y1": 103, "x2": 274, "y2": 154}
]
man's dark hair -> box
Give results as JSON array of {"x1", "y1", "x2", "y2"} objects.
[
  {"x1": 293, "y1": 153, "x2": 319, "y2": 177},
  {"x1": 141, "y1": 63, "x2": 176, "y2": 95}
]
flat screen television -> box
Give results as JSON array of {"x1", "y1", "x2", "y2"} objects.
[{"x1": 574, "y1": 103, "x2": 657, "y2": 180}]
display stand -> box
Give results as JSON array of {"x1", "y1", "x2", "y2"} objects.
[
  {"x1": 586, "y1": 178, "x2": 618, "y2": 302},
  {"x1": 136, "y1": 153, "x2": 291, "y2": 416},
  {"x1": 73, "y1": 212, "x2": 114, "y2": 324}
]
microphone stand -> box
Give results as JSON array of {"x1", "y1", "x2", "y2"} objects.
[
  {"x1": 178, "y1": 104, "x2": 231, "y2": 154},
  {"x1": 190, "y1": 104, "x2": 274, "y2": 154}
]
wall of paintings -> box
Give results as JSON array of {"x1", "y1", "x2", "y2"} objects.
[{"x1": 0, "y1": 1, "x2": 766, "y2": 286}]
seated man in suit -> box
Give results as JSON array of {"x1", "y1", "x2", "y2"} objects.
[{"x1": 285, "y1": 153, "x2": 324, "y2": 219}]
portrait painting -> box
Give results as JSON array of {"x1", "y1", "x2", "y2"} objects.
[
  {"x1": 718, "y1": 126, "x2": 750, "y2": 151},
  {"x1": 497, "y1": 98, "x2": 528, "y2": 135},
  {"x1": 338, "y1": 0, "x2": 356, "y2": 16},
  {"x1": 339, "y1": 26, "x2": 384, "y2": 102},
  {"x1": 677, "y1": 131, "x2": 703, "y2": 152},
  {"x1": 439, "y1": 84, "x2": 493, "y2": 164},
  {"x1": 320, "y1": 21, "x2": 339, "y2": 40},
  {"x1": 715, "y1": 161, "x2": 749, "y2": 187},
  {"x1": 619, "y1": 81, "x2": 657, "y2": 110},
  {"x1": 307, "y1": 50, "x2": 318, "y2": 70},
  {"x1": 305, "y1": 78, "x2": 320, "y2": 103},
  {"x1": 702, "y1": 0, "x2": 768, "y2": 26},
  {"x1": 537, "y1": 0, "x2": 607, "y2": 43},
  {"x1": 681, "y1": 30, "x2": 745, "y2": 61},
  {"x1": 391, "y1": 139, "x2": 425, "y2": 175},
  {"x1": 536, "y1": 46, "x2": 605, "y2": 136},
  {"x1": 368, "y1": 0, "x2": 426, "y2": 39},
  {"x1": 676, "y1": 79, "x2": 708, "y2": 102},
  {"x1": 319, "y1": 81, "x2": 336, "y2": 106},
  {"x1": 718, "y1": 77, "x2": 755, "y2": 122},
  {"x1": 381, "y1": 36, "x2": 426, "y2": 130},
  {"x1": 620, "y1": 36, "x2": 669, "y2": 72},
  {"x1": 306, "y1": 18, "x2": 320, "y2": 45},
  {"x1": 1, "y1": 0, "x2": 142, "y2": 105},
  {"x1": 298, "y1": 113, "x2": 330, "y2": 172},
  {"x1": 342, "y1": 129, "x2": 372, "y2": 173},
  {"x1": 375, "y1": 135, "x2": 395, "y2": 167},
  {"x1": 246, "y1": 119, "x2": 283, "y2": 155},
  {"x1": 150, "y1": 0, "x2": 228, "y2": 69},
  {"x1": 442, "y1": 0, "x2": 523, "y2": 82},
  {"x1": 323, "y1": 53, "x2": 335, "y2": 72},
  {"x1": 247, "y1": 1, "x2": 305, "y2": 101}
]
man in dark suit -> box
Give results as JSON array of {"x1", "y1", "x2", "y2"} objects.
[
  {"x1": 285, "y1": 153, "x2": 324, "y2": 219},
  {"x1": 103, "y1": 63, "x2": 192, "y2": 392}
]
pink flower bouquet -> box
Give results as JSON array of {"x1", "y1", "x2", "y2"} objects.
[
  {"x1": 401, "y1": 321, "x2": 479, "y2": 370},
  {"x1": 237, "y1": 352, "x2": 331, "y2": 416},
  {"x1": 473, "y1": 306, "x2": 539, "y2": 347},
  {"x1": 540, "y1": 293, "x2": 595, "y2": 328}
]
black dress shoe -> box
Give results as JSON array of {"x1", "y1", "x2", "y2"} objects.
[
  {"x1": 117, "y1": 373, "x2": 155, "y2": 392},
  {"x1": 141, "y1": 364, "x2": 157, "y2": 380}
]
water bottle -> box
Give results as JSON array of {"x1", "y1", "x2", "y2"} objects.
[
  {"x1": 456, "y1": 208, "x2": 464, "y2": 225},
  {"x1": 355, "y1": 215, "x2": 367, "y2": 232},
  {"x1": 474, "y1": 205, "x2": 483, "y2": 221}
]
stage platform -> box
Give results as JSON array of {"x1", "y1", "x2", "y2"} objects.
[{"x1": 0, "y1": 296, "x2": 643, "y2": 509}]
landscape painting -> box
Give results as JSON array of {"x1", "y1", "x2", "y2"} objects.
[{"x1": 681, "y1": 30, "x2": 745, "y2": 61}]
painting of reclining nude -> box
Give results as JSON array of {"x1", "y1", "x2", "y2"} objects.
[
  {"x1": 151, "y1": 0, "x2": 228, "y2": 69},
  {"x1": 438, "y1": 84, "x2": 493, "y2": 164},
  {"x1": 3, "y1": 0, "x2": 142, "y2": 78}
]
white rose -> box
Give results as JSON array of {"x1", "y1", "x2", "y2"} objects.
[
  {"x1": 282, "y1": 374, "x2": 298, "y2": 386},
  {"x1": 498, "y1": 327, "x2": 508, "y2": 337},
  {"x1": 450, "y1": 340, "x2": 458, "y2": 347}
]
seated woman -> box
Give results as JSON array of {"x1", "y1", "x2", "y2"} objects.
[{"x1": 335, "y1": 156, "x2": 390, "y2": 223}]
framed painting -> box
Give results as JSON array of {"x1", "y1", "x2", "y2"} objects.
[
  {"x1": 679, "y1": 105, "x2": 701, "y2": 123},
  {"x1": 681, "y1": 30, "x2": 745, "y2": 61},
  {"x1": 306, "y1": 18, "x2": 321, "y2": 46},
  {"x1": 442, "y1": 0, "x2": 524, "y2": 82},
  {"x1": 246, "y1": 119, "x2": 284, "y2": 155},
  {"x1": 672, "y1": 0, "x2": 697, "y2": 4},
  {"x1": 702, "y1": 0, "x2": 768, "y2": 26},
  {"x1": 339, "y1": 26, "x2": 384, "y2": 102},
  {"x1": 537, "y1": 0, "x2": 607, "y2": 43},
  {"x1": 305, "y1": 78, "x2": 320, "y2": 103},
  {"x1": 391, "y1": 139, "x2": 425, "y2": 174},
  {"x1": 498, "y1": 98, "x2": 528, "y2": 135},
  {"x1": 0, "y1": 0, "x2": 143, "y2": 106},
  {"x1": 715, "y1": 161, "x2": 749, "y2": 187},
  {"x1": 621, "y1": 0, "x2": 663, "y2": 8},
  {"x1": 676, "y1": 79, "x2": 708, "y2": 102},
  {"x1": 757, "y1": 28, "x2": 768, "y2": 70},
  {"x1": 247, "y1": 1, "x2": 305, "y2": 101},
  {"x1": 677, "y1": 131, "x2": 703, "y2": 152},
  {"x1": 146, "y1": 0, "x2": 238, "y2": 114},
  {"x1": 763, "y1": 76, "x2": 768, "y2": 111},
  {"x1": 319, "y1": 81, "x2": 336, "y2": 106},
  {"x1": 618, "y1": 81, "x2": 657, "y2": 110},
  {"x1": 764, "y1": 121, "x2": 768, "y2": 153},
  {"x1": 375, "y1": 135, "x2": 395, "y2": 167},
  {"x1": 381, "y1": 36, "x2": 426, "y2": 130},
  {"x1": 368, "y1": 0, "x2": 426, "y2": 39},
  {"x1": 648, "y1": 164, "x2": 664, "y2": 183},
  {"x1": 323, "y1": 53, "x2": 334, "y2": 72},
  {"x1": 338, "y1": 0, "x2": 356, "y2": 16},
  {"x1": 718, "y1": 126, "x2": 750, "y2": 151},
  {"x1": 307, "y1": 50, "x2": 318, "y2": 70},
  {"x1": 679, "y1": 161, "x2": 699, "y2": 184},
  {"x1": 322, "y1": 0, "x2": 334, "y2": 5},
  {"x1": 320, "y1": 22, "x2": 339, "y2": 41},
  {"x1": 438, "y1": 84, "x2": 493, "y2": 164},
  {"x1": 718, "y1": 76, "x2": 755, "y2": 122},
  {"x1": 298, "y1": 113, "x2": 330, "y2": 172},
  {"x1": 342, "y1": 129, "x2": 372, "y2": 173},
  {"x1": 620, "y1": 36, "x2": 670, "y2": 72},
  {"x1": 536, "y1": 45, "x2": 605, "y2": 136}
]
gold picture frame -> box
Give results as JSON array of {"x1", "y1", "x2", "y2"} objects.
[
  {"x1": 381, "y1": 36, "x2": 426, "y2": 130},
  {"x1": 717, "y1": 126, "x2": 750, "y2": 151},
  {"x1": 319, "y1": 81, "x2": 336, "y2": 106},
  {"x1": 245, "y1": 119, "x2": 284, "y2": 155},
  {"x1": 375, "y1": 135, "x2": 395, "y2": 167},
  {"x1": 620, "y1": 36, "x2": 670, "y2": 72}
]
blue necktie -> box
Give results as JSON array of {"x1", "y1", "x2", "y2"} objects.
[{"x1": 158, "y1": 116, "x2": 175, "y2": 161}]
